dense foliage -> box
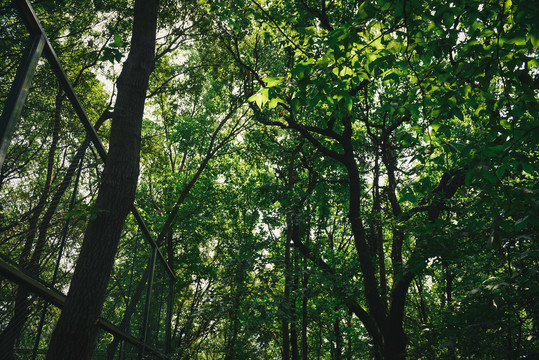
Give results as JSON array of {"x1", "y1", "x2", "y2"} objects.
[{"x1": 0, "y1": 0, "x2": 538, "y2": 359}]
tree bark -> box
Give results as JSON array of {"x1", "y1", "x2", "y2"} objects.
[
  {"x1": 290, "y1": 245, "x2": 300, "y2": 360},
  {"x1": 45, "y1": 0, "x2": 159, "y2": 359},
  {"x1": 333, "y1": 318, "x2": 343, "y2": 360},
  {"x1": 282, "y1": 214, "x2": 292, "y2": 360},
  {"x1": 301, "y1": 267, "x2": 309, "y2": 360}
]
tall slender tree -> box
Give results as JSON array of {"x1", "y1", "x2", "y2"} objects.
[{"x1": 45, "y1": 0, "x2": 160, "y2": 358}]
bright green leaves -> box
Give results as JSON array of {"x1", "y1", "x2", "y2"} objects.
[
  {"x1": 333, "y1": 66, "x2": 354, "y2": 77},
  {"x1": 263, "y1": 76, "x2": 285, "y2": 87},
  {"x1": 248, "y1": 87, "x2": 269, "y2": 107},
  {"x1": 248, "y1": 77, "x2": 285, "y2": 109},
  {"x1": 100, "y1": 33, "x2": 126, "y2": 64},
  {"x1": 112, "y1": 33, "x2": 126, "y2": 48},
  {"x1": 386, "y1": 39, "x2": 404, "y2": 54},
  {"x1": 267, "y1": 97, "x2": 285, "y2": 110},
  {"x1": 291, "y1": 58, "x2": 315, "y2": 81}
]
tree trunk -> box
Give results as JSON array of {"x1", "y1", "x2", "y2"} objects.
[
  {"x1": 45, "y1": 0, "x2": 159, "y2": 359},
  {"x1": 223, "y1": 310, "x2": 240, "y2": 360},
  {"x1": 282, "y1": 214, "x2": 292, "y2": 360},
  {"x1": 300, "y1": 202, "x2": 310, "y2": 360},
  {"x1": 381, "y1": 321, "x2": 407, "y2": 360},
  {"x1": 333, "y1": 318, "x2": 343, "y2": 360},
  {"x1": 290, "y1": 246, "x2": 299, "y2": 360},
  {"x1": 224, "y1": 248, "x2": 248, "y2": 360},
  {"x1": 301, "y1": 267, "x2": 309, "y2": 360}
]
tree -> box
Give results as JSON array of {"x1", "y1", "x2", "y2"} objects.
[
  {"x1": 1, "y1": 0, "x2": 537, "y2": 359},
  {"x1": 45, "y1": 0, "x2": 160, "y2": 358},
  {"x1": 205, "y1": 0, "x2": 539, "y2": 358},
  {"x1": 0, "y1": 1, "x2": 113, "y2": 357}
]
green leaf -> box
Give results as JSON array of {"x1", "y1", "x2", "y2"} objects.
[
  {"x1": 263, "y1": 77, "x2": 285, "y2": 87},
  {"x1": 387, "y1": 40, "x2": 403, "y2": 53},
  {"x1": 515, "y1": 216, "x2": 529, "y2": 231},
  {"x1": 247, "y1": 88, "x2": 269, "y2": 108},
  {"x1": 291, "y1": 98, "x2": 300, "y2": 113},
  {"x1": 100, "y1": 47, "x2": 123, "y2": 63},
  {"x1": 499, "y1": 118, "x2": 511, "y2": 129},
  {"x1": 260, "y1": 88, "x2": 269, "y2": 101},
  {"x1": 529, "y1": 34, "x2": 539, "y2": 49},
  {"x1": 344, "y1": 96, "x2": 353, "y2": 113},
  {"x1": 314, "y1": 57, "x2": 331, "y2": 69},
  {"x1": 528, "y1": 58, "x2": 539, "y2": 67},
  {"x1": 400, "y1": 191, "x2": 417, "y2": 204},
  {"x1": 521, "y1": 162, "x2": 534, "y2": 175},
  {"x1": 112, "y1": 33, "x2": 125, "y2": 47},
  {"x1": 339, "y1": 66, "x2": 354, "y2": 77},
  {"x1": 480, "y1": 168, "x2": 498, "y2": 185},
  {"x1": 495, "y1": 165, "x2": 507, "y2": 179},
  {"x1": 268, "y1": 97, "x2": 284, "y2": 109},
  {"x1": 465, "y1": 170, "x2": 475, "y2": 186},
  {"x1": 405, "y1": 103, "x2": 421, "y2": 119},
  {"x1": 505, "y1": 35, "x2": 526, "y2": 45}
]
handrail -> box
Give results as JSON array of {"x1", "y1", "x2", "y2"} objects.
[
  {"x1": 12, "y1": 0, "x2": 175, "y2": 279},
  {"x1": 0, "y1": 33, "x2": 44, "y2": 167},
  {"x1": 0, "y1": 0, "x2": 177, "y2": 357},
  {"x1": 14, "y1": 0, "x2": 106, "y2": 160},
  {"x1": 0, "y1": 257, "x2": 169, "y2": 359}
]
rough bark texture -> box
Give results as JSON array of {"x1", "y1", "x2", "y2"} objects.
[{"x1": 45, "y1": 0, "x2": 159, "y2": 359}]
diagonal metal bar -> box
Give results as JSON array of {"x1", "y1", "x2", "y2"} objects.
[
  {"x1": 13, "y1": 0, "x2": 176, "y2": 278},
  {"x1": 13, "y1": 0, "x2": 107, "y2": 160},
  {"x1": 0, "y1": 33, "x2": 44, "y2": 170},
  {"x1": 13, "y1": 0, "x2": 176, "y2": 281},
  {"x1": 133, "y1": 209, "x2": 176, "y2": 279},
  {"x1": 140, "y1": 246, "x2": 157, "y2": 360},
  {"x1": 6, "y1": 1, "x2": 176, "y2": 356},
  {"x1": 0, "y1": 257, "x2": 170, "y2": 359}
]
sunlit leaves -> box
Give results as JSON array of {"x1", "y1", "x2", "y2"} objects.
[{"x1": 262, "y1": 76, "x2": 285, "y2": 87}]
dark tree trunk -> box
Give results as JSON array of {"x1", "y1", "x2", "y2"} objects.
[
  {"x1": 290, "y1": 246, "x2": 299, "y2": 360},
  {"x1": 223, "y1": 310, "x2": 240, "y2": 360},
  {"x1": 45, "y1": 0, "x2": 159, "y2": 359},
  {"x1": 300, "y1": 203, "x2": 310, "y2": 360},
  {"x1": 333, "y1": 318, "x2": 343, "y2": 360},
  {"x1": 224, "y1": 251, "x2": 248, "y2": 360},
  {"x1": 0, "y1": 290, "x2": 31, "y2": 360},
  {"x1": 381, "y1": 318, "x2": 407, "y2": 360},
  {"x1": 301, "y1": 268, "x2": 309, "y2": 360},
  {"x1": 282, "y1": 215, "x2": 292, "y2": 360},
  {"x1": 414, "y1": 278, "x2": 428, "y2": 324}
]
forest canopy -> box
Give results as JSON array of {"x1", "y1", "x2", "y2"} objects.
[{"x1": 0, "y1": 0, "x2": 538, "y2": 359}]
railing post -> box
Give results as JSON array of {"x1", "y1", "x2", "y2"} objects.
[
  {"x1": 0, "y1": 33, "x2": 44, "y2": 170},
  {"x1": 139, "y1": 246, "x2": 157, "y2": 360},
  {"x1": 165, "y1": 275, "x2": 174, "y2": 354},
  {"x1": 1, "y1": 2, "x2": 177, "y2": 358}
]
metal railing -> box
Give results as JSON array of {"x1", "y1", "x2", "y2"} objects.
[{"x1": 0, "y1": 1, "x2": 175, "y2": 359}]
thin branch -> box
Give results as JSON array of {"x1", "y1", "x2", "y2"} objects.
[{"x1": 249, "y1": 0, "x2": 310, "y2": 57}]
